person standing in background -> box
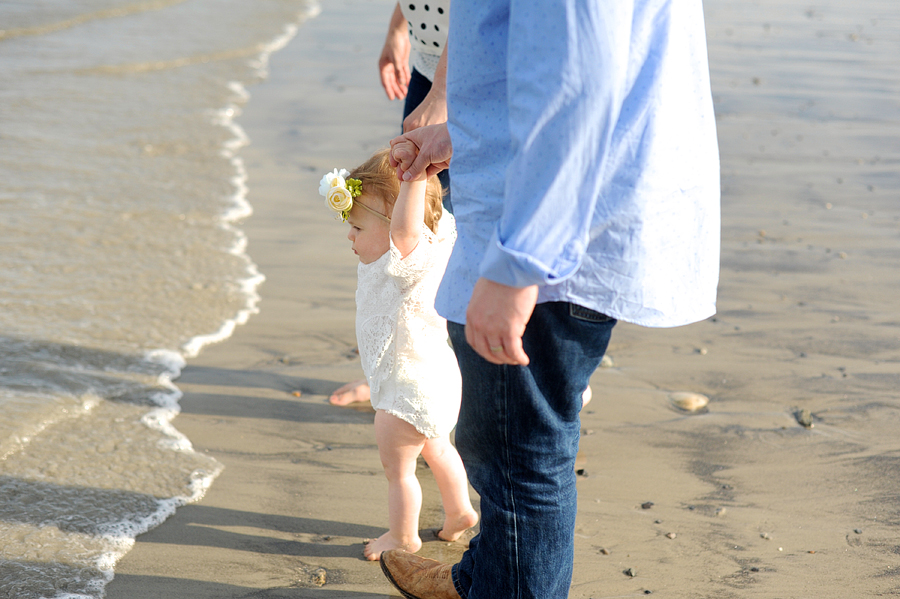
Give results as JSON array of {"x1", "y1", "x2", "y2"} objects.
[{"x1": 378, "y1": 2, "x2": 449, "y2": 137}]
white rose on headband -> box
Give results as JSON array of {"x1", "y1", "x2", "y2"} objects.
[
  {"x1": 318, "y1": 168, "x2": 351, "y2": 197},
  {"x1": 327, "y1": 186, "x2": 353, "y2": 214}
]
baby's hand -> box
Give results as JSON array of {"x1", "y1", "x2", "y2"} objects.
[{"x1": 389, "y1": 140, "x2": 426, "y2": 181}]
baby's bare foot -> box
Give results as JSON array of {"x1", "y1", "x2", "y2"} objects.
[
  {"x1": 363, "y1": 532, "x2": 422, "y2": 561},
  {"x1": 437, "y1": 510, "x2": 479, "y2": 543},
  {"x1": 329, "y1": 380, "x2": 371, "y2": 406},
  {"x1": 581, "y1": 385, "x2": 592, "y2": 408}
]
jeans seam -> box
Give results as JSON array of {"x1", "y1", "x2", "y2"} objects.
[
  {"x1": 452, "y1": 563, "x2": 467, "y2": 599},
  {"x1": 499, "y1": 365, "x2": 520, "y2": 598}
]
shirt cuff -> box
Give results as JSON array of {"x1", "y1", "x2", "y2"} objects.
[{"x1": 479, "y1": 231, "x2": 582, "y2": 288}]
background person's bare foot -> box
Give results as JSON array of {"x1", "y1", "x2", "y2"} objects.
[
  {"x1": 436, "y1": 509, "x2": 479, "y2": 542},
  {"x1": 328, "y1": 379, "x2": 371, "y2": 406},
  {"x1": 363, "y1": 532, "x2": 422, "y2": 561}
]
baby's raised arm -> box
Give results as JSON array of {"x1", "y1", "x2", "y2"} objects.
[{"x1": 389, "y1": 142, "x2": 427, "y2": 258}]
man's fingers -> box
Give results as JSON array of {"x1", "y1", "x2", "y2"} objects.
[
  {"x1": 464, "y1": 329, "x2": 529, "y2": 366},
  {"x1": 403, "y1": 147, "x2": 450, "y2": 181},
  {"x1": 424, "y1": 162, "x2": 449, "y2": 179},
  {"x1": 465, "y1": 326, "x2": 502, "y2": 365},
  {"x1": 400, "y1": 153, "x2": 431, "y2": 182},
  {"x1": 489, "y1": 334, "x2": 528, "y2": 366},
  {"x1": 389, "y1": 123, "x2": 452, "y2": 181},
  {"x1": 390, "y1": 141, "x2": 431, "y2": 182},
  {"x1": 463, "y1": 279, "x2": 537, "y2": 366},
  {"x1": 500, "y1": 336, "x2": 529, "y2": 366}
]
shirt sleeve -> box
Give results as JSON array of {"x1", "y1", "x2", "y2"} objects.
[
  {"x1": 387, "y1": 224, "x2": 438, "y2": 288},
  {"x1": 478, "y1": 1, "x2": 633, "y2": 288}
]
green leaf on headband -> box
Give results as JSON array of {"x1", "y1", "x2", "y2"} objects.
[{"x1": 346, "y1": 178, "x2": 363, "y2": 198}]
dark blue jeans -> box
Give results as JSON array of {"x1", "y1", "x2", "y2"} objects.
[
  {"x1": 403, "y1": 68, "x2": 452, "y2": 213},
  {"x1": 448, "y1": 302, "x2": 616, "y2": 599}
]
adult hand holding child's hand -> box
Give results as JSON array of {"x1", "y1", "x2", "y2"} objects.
[
  {"x1": 388, "y1": 140, "x2": 426, "y2": 182},
  {"x1": 389, "y1": 123, "x2": 452, "y2": 182}
]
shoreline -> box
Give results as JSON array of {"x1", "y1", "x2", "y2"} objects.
[{"x1": 106, "y1": 1, "x2": 439, "y2": 595}]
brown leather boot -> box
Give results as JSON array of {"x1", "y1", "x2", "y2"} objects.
[{"x1": 380, "y1": 550, "x2": 462, "y2": 599}]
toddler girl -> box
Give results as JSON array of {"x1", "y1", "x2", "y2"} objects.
[{"x1": 318, "y1": 148, "x2": 477, "y2": 561}]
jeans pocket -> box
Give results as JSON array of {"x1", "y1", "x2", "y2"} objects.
[{"x1": 569, "y1": 303, "x2": 614, "y2": 323}]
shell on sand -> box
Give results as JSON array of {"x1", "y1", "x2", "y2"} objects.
[
  {"x1": 669, "y1": 392, "x2": 709, "y2": 412},
  {"x1": 794, "y1": 408, "x2": 814, "y2": 428}
]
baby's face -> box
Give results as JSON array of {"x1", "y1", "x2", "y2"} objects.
[{"x1": 346, "y1": 197, "x2": 390, "y2": 264}]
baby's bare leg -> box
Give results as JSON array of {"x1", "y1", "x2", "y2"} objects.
[
  {"x1": 421, "y1": 435, "x2": 478, "y2": 542},
  {"x1": 365, "y1": 410, "x2": 427, "y2": 561}
]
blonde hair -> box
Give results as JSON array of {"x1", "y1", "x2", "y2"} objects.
[{"x1": 349, "y1": 148, "x2": 443, "y2": 233}]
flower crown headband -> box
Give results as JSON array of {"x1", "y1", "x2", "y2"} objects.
[{"x1": 318, "y1": 168, "x2": 390, "y2": 223}]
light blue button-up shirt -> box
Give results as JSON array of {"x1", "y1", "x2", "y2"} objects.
[{"x1": 436, "y1": 0, "x2": 720, "y2": 328}]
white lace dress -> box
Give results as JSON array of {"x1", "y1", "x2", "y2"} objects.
[{"x1": 355, "y1": 213, "x2": 461, "y2": 438}]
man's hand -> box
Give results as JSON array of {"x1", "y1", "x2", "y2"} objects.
[
  {"x1": 389, "y1": 123, "x2": 453, "y2": 181},
  {"x1": 402, "y1": 42, "x2": 447, "y2": 131},
  {"x1": 465, "y1": 279, "x2": 539, "y2": 365},
  {"x1": 402, "y1": 90, "x2": 447, "y2": 133}
]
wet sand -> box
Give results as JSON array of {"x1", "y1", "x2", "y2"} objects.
[{"x1": 107, "y1": 0, "x2": 900, "y2": 597}]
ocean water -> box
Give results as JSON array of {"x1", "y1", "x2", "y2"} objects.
[{"x1": 0, "y1": 1, "x2": 316, "y2": 597}]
